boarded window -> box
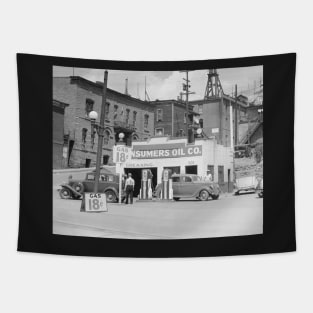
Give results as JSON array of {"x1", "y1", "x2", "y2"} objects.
[
  {"x1": 133, "y1": 111, "x2": 137, "y2": 126},
  {"x1": 156, "y1": 109, "x2": 163, "y2": 122},
  {"x1": 126, "y1": 109, "x2": 130, "y2": 124},
  {"x1": 144, "y1": 114, "x2": 149, "y2": 128},
  {"x1": 85, "y1": 99, "x2": 94, "y2": 116}
]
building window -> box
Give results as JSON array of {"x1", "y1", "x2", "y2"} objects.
[
  {"x1": 133, "y1": 111, "x2": 137, "y2": 127},
  {"x1": 85, "y1": 99, "x2": 94, "y2": 116},
  {"x1": 82, "y1": 128, "x2": 88, "y2": 143},
  {"x1": 103, "y1": 130, "x2": 110, "y2": 145},
  {"x1": 198, "y1": 104, "x2": 203, "y2": 114},
  {"x1": 103, "y1": 155, "x2": 109, "y2": 165},
  {"x1": 114, "y1": 105, "x2": 118, "y2": 119},
  {"x1": 144, "y1": 114, "x2": 149, "y2": 128},
  {"x1": 155, "y1": 128, "x2": 164, "y2": 136},
  {"x1": 156, "y1": 109, "x2": 163, "y2": 122},
  {"x1": 105, "y1": 102, "x2": 110, "y2": 117},
  {"x1": 132, "y1": 134, "x2": 139, "y2": 141},
  {"x1": 125, "y1": 109, "x2": 130, "y2": 124},
  {"x1": 199, "y1": 118, "x2": 204, "y2": 128},
  {"x1": 179, "y1": 129, "x2": 185, "y2": 137},
  {"x1": 184, "y1": 112, "x2": 187, "y2": 124}
]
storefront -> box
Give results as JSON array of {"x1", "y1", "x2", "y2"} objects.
[{"x1": 118, "y1": 136, "x2": 234, "y2": 195}]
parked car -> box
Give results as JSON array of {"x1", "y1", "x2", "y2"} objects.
[
  {"x1": 58, "y1": 170, "x2": 119, "y2": 203},
  {"x1": 233, "y1": 176, "x2": 258, "y2": 195},
  {"x1": 256, "y1": 178, "x2": 263, "y2": 198},
  {"x1": 155, "y1": 174, "x2": 220, "y2": 201}
]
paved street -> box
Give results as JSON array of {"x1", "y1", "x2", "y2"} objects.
[{"x1": 53, "y1": 171, "x2": 263, "y2": 239}]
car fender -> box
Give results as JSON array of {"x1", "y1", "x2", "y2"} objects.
[{"x1": 60, "y1": 184, "x2": 82, "y2": 197}]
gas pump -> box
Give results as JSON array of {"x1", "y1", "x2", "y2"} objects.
[
  {"x1": 138, "y1": 169, "x2": 153, "y2": 201},
  {"x1": 160, "y1": 168, "x2": 173, "y2": 200}
]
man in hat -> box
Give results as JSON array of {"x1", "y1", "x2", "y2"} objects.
[
  {"x1": 204, "y1": 170, "x2": 213, "y2": 182},
  {"x1": 125, "y1": 173, "x2": 135, "y2": 204}
]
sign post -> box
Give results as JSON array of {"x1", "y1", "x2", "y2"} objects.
[{"x1": 113, "y1": 144, "x2": 132, "y2": 204}]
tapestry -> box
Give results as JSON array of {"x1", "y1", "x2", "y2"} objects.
[{"x1": 17, "y1": 53, "x2": 296, "y2": 257}]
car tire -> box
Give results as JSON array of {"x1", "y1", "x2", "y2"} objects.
[
  {"x1": 105, "y1": 190, "x2": 117, "y2": 203},
  {"x1": 59, "y1": 188, "x2": 72, "y2": 199},
  {"x1": 199, "y1": 190, "x2": 209, "y2": 201},
  {"x1": 211, "y1": 194, "x2": 219, "y2": 200},
  {"x1": 72, "y1": 182, "x2": 84, "y2": 194},
  {"x1": 173, "y1": 197, "x2": 180, "y2": 201}
]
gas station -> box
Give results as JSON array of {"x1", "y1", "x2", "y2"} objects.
[{"x1": 115, "y1": 135, "x2": 234, "y2": 197}]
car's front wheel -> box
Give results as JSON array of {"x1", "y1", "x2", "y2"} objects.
[
  {"x1": 105, "y1": 190, "x2": 117, "y2": 203},
  {"x1": 59, "y1": 188, "x2": 72, "y2": 199},
  {"x1": 173, "y1": 197, "x2": 180, "y2": 201},
  {"x1": 199, "y1": 190, "x2": 209, "y2": 201}
]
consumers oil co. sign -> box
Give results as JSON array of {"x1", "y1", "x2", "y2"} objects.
[{"x1": 132, "y1": 143, "x2": 202, "y2": 159}]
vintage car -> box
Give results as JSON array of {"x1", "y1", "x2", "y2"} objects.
[
  {"x1": 59, "y1": 169, "x2": 119, "y2": 203},
  {"x1": 233, "y1": 176, "x2": 258, "y2": 195},
  {"x1": 155, "y1": 174, "x2": 220, "y2": 201}
]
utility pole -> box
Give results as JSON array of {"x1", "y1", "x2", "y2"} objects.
[
  {"x1": 125, "y1": 78, "x2": 129, "y2": 96},
  {"x1": 234, "y1": 84, "x2": 238, "y2": 146},
  {"x1": 94, "y1": 70, "x2": 108, "y2": 193},
  {"x1": 144, "y1": 76, "x2": 150, "y2": 101},
  {"x1": 180, "y1": 70, "x2": 195, "y2": 137}
]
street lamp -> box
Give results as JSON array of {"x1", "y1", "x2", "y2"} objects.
[
  {"x1": 89, "y1": 111, "x2": 99, "y2": 148},
  {"x1": 118, "y1": 132, "x2": 125, "y2": 142},
  {"x1": 196, "y1": 127, "x2": 203, "y2": 138},
  {"x1": 89, "y1": 110, "x2": 98, "y2": 122}
]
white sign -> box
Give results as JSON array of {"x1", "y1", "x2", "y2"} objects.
[
  {"x1": 212, "y1": 128, "x2": 219, "y2": 134},
  {"x1": 85, "y1": 193, "x2": 108, "y2": 212},
  {"x1": 113, "y1": 145, "x2": 132, "y2": 164}
]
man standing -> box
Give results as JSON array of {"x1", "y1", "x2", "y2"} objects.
[
  {"x1": 121, "y1": 174, "x2": 127, "y2": 203},
  {"x1": 204, "y1": 170, "x2": 213, "y2": 182},
  {"x1": 125, "y1": 173, "x2": 135, "y2": 204}
]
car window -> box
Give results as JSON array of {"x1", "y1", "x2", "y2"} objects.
[
  {"x1": 86, "y1": 174, "x2": 95, "y2": 181},
  {"x1": 172, "y1": 176, "x2": 180, "y2": 183},
  {"x1": 193, "y1": 176, "x2": 201, "y2": 182},
  {"x1": 100, "y1": 175, "x2": 108, "y2": 182},
  {"x1": 108, "y1": 175, "x2": 114, "y2": 182},
  {"x1": 182, "y1": 176, "x2": 192, "y2": 183}
]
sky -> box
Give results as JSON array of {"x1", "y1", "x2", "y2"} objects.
[{"x1": 53, "y1": 65, "x2": 263, "y2": 102}]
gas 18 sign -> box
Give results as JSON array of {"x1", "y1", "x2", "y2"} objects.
[
  {"x1": 132, "y1": 144, "x2": 202, "y2": 159},
  {"x1": 113, "y1": 145, "x2": 132, "y2": 163}
]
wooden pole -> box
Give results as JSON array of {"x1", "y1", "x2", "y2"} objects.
[{"x1": 94, "y1": 71, "x2": 108, "y2": 193}]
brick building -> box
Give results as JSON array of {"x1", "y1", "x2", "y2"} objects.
[
  {"x1": 53, "y1": 76, "x2": 154, "y2": 168},
  {"x1": 190, "y1": 95, "x2": 248, "y2": 147},
  {"x1": 152, "y1": 99, "x2": 199, "y2": 137},
  {"x1": 53, "y1": 99, "x2": 69, "y2": 169}
]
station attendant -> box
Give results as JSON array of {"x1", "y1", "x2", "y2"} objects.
[
  {"x1": 125, "y1": 173, "x2": 135, "y2": 204},
  {"x1": 121, "y1": 174, "x2": 127, "y2": 203},
  {"x1": 204, "y1": 170, "x2": 213, "y2": 182}
]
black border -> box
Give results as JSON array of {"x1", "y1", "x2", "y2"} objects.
[{"x1": 17, "y1": 53, "x2": 296, "y2": 257}]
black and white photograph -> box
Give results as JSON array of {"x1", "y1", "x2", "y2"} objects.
[{"x1": 53, "y1": 65, "x2": 263, "y2": 239}]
